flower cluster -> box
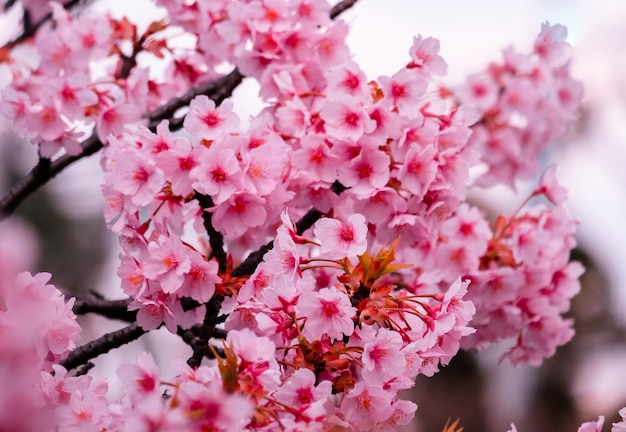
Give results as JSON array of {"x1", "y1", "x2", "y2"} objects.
[
  {"x1": 456, "y1": 23, "x2": 584, "y2": 187},
  {"x1": 0, "y1": 271, "x2": 80, "y2": 430},
  {"x1": 462, "y1": 178, "x2": 583, "y2": 365}
]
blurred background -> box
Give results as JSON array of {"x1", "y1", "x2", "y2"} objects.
[{"x1": 1, "y1": 0, "x2": 626, "y2": 430}]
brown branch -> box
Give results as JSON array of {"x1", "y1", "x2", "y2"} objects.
[
  {"x1": 232, "y1": 242, "x2": 274, "y2": 278},
  {"x1": 182, "y1": 295, "x2": 224, "y2": 368},
  {"x1": 330, "y1": 0, "x2": 359, "y2": 20},
  {"x1": 3, "y1": 0, "x2": 18, "y2": 11},
  {"x1": 195, "y1": 193, "x2": 227, "y2": 273},
  {"x1": 73, "y1": 361, "x2": 95, "y2": 376},
  {"x1": 72, "y1": 296, "x2": 135, "y2": 322},
  {"x1": 0, "y1": 134, "x2": 101, "y2": 219},
  {"x1": 178, "y1": 325, "x2": 224, "y2": 368},
  {"x1": 60, "y1": 322, "x2": 146, "y2": 371}
]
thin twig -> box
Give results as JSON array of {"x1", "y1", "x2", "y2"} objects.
[{"x1": 0, "y1": 134, "x2": 101, "y2": 219}]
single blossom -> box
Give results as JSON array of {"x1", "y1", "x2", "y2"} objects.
[
  {"x1": 319, "y1": 96, "x2": 376, "y2": 142},
  {"x1": 577, "y1": 416, "x2": 605, "y2": 432},
  {"x1": 297, "y1": 286, "x2": 356, "y2": 341},
  {"x1": 314, "y1": 214, "x2": 368, "y2": 259},
  {"x1": 183, "y1": 96, "x2": 239, "y2": 140},
  {"x1": 535, "y1": 164, "x2": 568, "y2": 205}
]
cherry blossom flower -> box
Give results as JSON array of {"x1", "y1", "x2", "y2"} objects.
[
  {"x1": 191, "y1": 145, "x2": 242, "y2": 204},
  {"x1": 326, "y1": 60, "x2": 370, "y2": 98},
  {"x1": 210, "y1": 192, "x2": 267, "y2": 237},
  {"x1": 612, "y1": 408, "x2": 626, "y2": 432},
  {"x1": 142, "y1": 236, "x2": 192, "y2": 294},
  {"x1": 275, "y1": 97, "x2": 311, "y2": 137},
  {"x1": 26, "y1": 98, "x2": 67, "y2": 142},
  {"x1": 184, "y1": 96, "x2": 240, "y2": 140},
  {"x1": 315, "y1": 20, "x2": 351, "y2": 66},
  {"x1": 240, "y1": 141, "x2": 286, "y2": 195},
  {"x1": 319, "y1": 97, "x2": 376, "y2": 141},
  {"x1": 379, "y1": 69, "x2": 428, "y2": 117},
  {"x1": 274, "y1": 368, "x2": 332, "y2": 408},
  {"x1": 291, "y1": 136, "x2": 339, "y2": 184},
  {"x1": 534, "y1": 22, "x2": 569, "y2": 66},
  {"x1": 176, "y1": 380, "x2": 253, "y2": 431},
  {"x1": 117, "y1": 352, "x2": 160, "y2": 403},
  {"x1": 340, "y1": 382, "x2": 396, "y2": 430},
  {"x1": 263, "y1": 226, "x2": 303, "y2": 281},
  {"x1": 408, "y1": 35, "x2": 448, "y2": 76},
  {"x1": 178, "y1": 252, "x2": 221, "y2": 303},
  {"x1": 297, "y1": 286, "x2": 356, "y2": 341},
  {"x1": 314, "y1": 214, "x2": 368, "y2": 259},
  {"x1": 376, "y1": 400, "x2": 418, "y2": 431},
  {"x1": 49, "y1": 72, "x2": 98, "y2": 119},
  {"x1": 3, "y1": 272, "x2": 80, "y2": 368},
  {"x1": 397, "y1": 144, "x2": 438, "y2": 198},
  {"x1": 97, "y1": 103, "x2": 143, "y2": 143},
  {"x1": 361, "y1": 328, "x2": 406, "y2": 382},
  {"x1": 106, "y1": 149, "x2": 165, "y2": 206},
  {"x1": 577, "y1": 416, "x2": 605, "y2": 432},
  {"x1": 535, "y1": 164, "x2": 568, "y2": 205},
  {"x1": 0, "y1": 5, "x2": 588, "y2": 430},
  {"x1": 337, "y1": 144, "x2": 391, "y2": 196}
]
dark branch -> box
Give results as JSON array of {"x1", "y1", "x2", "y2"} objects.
[
  {"x1": 73, "y1": 361, "x2": 95, "y2": 376},
  {"x1": 0, "y1": 134, "x2": 101, "y2": 220},
  {"x1": 60, "y1": 322, "x2": 146, "y2": 371},
  {"x1": 211, "y1": 327, "x2": 228, "y2": 339},
  {"x1": 196, "y1": 193, "x2": 227, "y2": 273},
  {"x1": 330, "y1": 0, "x2": 359, "y2": 20},
  {"x1": 182, "y1": 296, "x2": 224, "y2": 368},
  {"x1": 232, "y1": 242, "x2": 274, "y2": 278},
  {"x1": 4, "y1": 0, "x2": 18, "y2": 11},
  {"x1": 72, "y1": 297, "x2": 135, "y2": 322},
  {"x1": 295, "y1": 208, "x2": 323, "y2": 235}
]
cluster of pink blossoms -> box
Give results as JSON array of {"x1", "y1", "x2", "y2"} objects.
[
  {"x1": 0, "y1": 217, "x2": 82, "y2": 430},
  {"x1": 456, "y1": 23, "x2": 584, "y2": 187},
  {"x1": 0, "y1": 0, "x2": 615, "y2": 430},
  {"x1": 461, "y1": 166, "x2": 583, "y2": 365}
]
